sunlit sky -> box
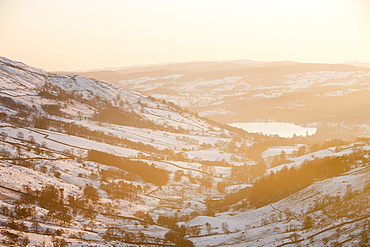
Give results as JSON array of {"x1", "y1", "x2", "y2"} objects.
[{"x1": 1, "y1": 0, "x2": 369, "y2": 71}]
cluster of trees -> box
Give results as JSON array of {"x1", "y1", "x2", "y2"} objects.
[
  {"x1": 0, "y1": 96, "x2": 37, "y2": 124},
  {"x1": 247, "y1": 154, "x2": 353, "y2": 207},
  {"x1": 103, "y1": 225, "x2": 194, "y2": 246},
  {"x1": 0, "y1": 185, "x2": 75, "y2": 246},
  {"x1": 17, "y1": 182, "x2": 115, "y2": 227},
  {"x1": 134, "y1": 210, "x2": 200, "y2": 230},
  {"x1": 103, "y1": 227, "x2": 139, "y2": 242},
  {"x1": 1, "y1": 229, "x2": 30, "y2": 247},
  {"x1": 0, "y1": 96, "x2": 30, "y2": 113},
  {"x1": 88, "y1": 150, "x2": 169, "y2": 186},
  {"x1": 21, "y1": 185, "x2": 67, "y2": 211},
  {"x1": 155, "y1": 212, "x2": 196, "y2": 246},
  {"x1": 100, "y1": 168, "x2": 136, "y2": 183},
  {"x1": 164, "y1": 229, "x2": 194, "y2": 247},
  {"x1": 103, "y1": 223, "x2": 194, "y2": 246},
  {"x1": 198, "y1": 175, "x2": 213, "y2": 191},
  {"x1": 83, "y1": 184, "x2": 100, "y2": 202},
  {"x1": 201, "y1": 160, "x2": 232, "y2": 167},
  {"x1": 37, "y1": 81, "x2": 75, "y2": 102},
  {"x1": 19, "y1": 185, "x2": 73, "y2": 226},
  {"x1": 230, "y1": 162, "x2": 266, "y2": 182},
  {"x1": 0, "y1": 204, "x2": 36, "y2": 221},
  {"x1": 41, "y1": 104, "x2": 63, "y2": 117},
  {"x1": 212, "y1": 151, "x2": 366, "y2": 211},
  {"x1": 94, "y1": 107, "x2": 150, "y2": 128},
  {"x1": 268, "y1": 150, "x2": 293, "y2": 167},
  {"x1": 93, "y1": 105, "x2": 187, "y2": 134},
  {"x1": 134, "y1": 210, "x2": 154, "y2": 223},
  {"x1": 101, "y1": 180, "x2": 142, "y2": 200}
]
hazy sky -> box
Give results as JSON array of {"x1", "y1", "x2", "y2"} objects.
[{"x1": 1, "y1": 0, "x2": 369, "y2": 71}]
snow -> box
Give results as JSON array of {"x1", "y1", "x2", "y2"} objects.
[
  {"x1": 2, "y1": 57, "x2": 370, "y2": 246},
  {"x1": 262, "y1": 146, "x2": 300, "y2": 158},
  {"x1": 230, "y1": 122, "x2": 317, "y2": 138},
  {"x1": 187, "y1": 149, "x2": 232, "y2": 162},
  {"x1": 0, "y1": 126, "x2": 140, "y2": 158},
  {"x1": 225, "y1": 183, "x2": 252, "y2": 193},
  {"x1": 267, "y1": 146, "x2": 358, "y2": 174},
  {"x1": 284, "y1": 71, "x2": 362, "y2": 90},
  {"x1": 0, "y1": 160, "x2": 81, "y2": 195},
  {"x1": 187, "y1": 157, "x2": 370, "y2": 246}
]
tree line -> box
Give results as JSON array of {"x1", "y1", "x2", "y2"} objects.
[
  {"x1": 88, "y1": 149, "x2": 169, "y2": 186},
  {"x1": 247, "y1": 152, "x2": 360, "y2": 207},
  {"x1": 212, "y1": 151, "x2": 368, "y2": 211}
]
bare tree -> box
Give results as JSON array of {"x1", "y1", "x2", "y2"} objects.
[
  {"x1": 28, "y1": 135, "x2": 36, "y2": 144},
  {"x1": 221, "y1": 222, "x2": 230, "y2": 234},
  {"x1": 205, "y1": 222, "x2": 212, "y2": 235},
  {"x1": 17, "y1": 131, "x2": 24, "y2": 140},
  {"x1": 0, "y1": 132, "x2": 8, "y2": 141}
]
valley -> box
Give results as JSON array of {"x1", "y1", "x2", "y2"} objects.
[{"x1": 0, "y1": 57, "x2": 370, "y2": 246}]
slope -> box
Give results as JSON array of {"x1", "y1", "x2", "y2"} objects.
[
  {"x1": 1, "y1": 57, "x2": 369, "y2": 247},
  {"x1": 0, "y1": 57, "x2": 263, "y2": 246}
]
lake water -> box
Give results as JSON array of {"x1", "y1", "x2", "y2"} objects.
[{"x1": 230, "y1": 122, "x2": 317, "y2": 138}]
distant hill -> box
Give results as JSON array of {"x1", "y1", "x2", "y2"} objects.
[
  {"x1": 344, "y1": 61, "x2": 370, "y2": 68},
  {"x1": 58, "y1": 60, "x2": 370, "y2": 129}
]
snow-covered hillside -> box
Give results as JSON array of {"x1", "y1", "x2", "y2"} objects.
[
  {"x1": 1, "y1": 57, "x2": 369, "y2": 246},
  {"x1": 186, "y1": 144, "x2": 370, "y2": 246},
  {"x1": 0, "y1": 57, "x2": 258, "y2": 246}
]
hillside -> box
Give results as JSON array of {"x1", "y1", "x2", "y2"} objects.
[
  {"x1": 0, "y1": 56, "x2": 260, "y2": 246},
  {"x1": 1, "y1": 57, "x2": 370, "y2": 246},
  {"x1": 62, "y1": 60, "x2": 370, "y2": 139}
]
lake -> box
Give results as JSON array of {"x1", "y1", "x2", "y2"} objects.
[{"x1": 230, "y1": 122, "x2": 317, "y2": 138}]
